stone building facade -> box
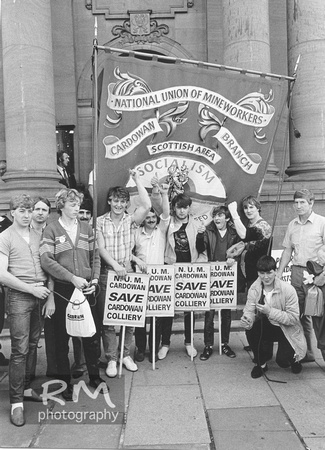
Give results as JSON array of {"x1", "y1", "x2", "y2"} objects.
[{"x1": 0, "y1": 0, "x2": 325, "y2": 249}]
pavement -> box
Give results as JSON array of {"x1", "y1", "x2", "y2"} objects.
[{"x1": 0, "y1": 318, "x2": 325, "y2": 450}]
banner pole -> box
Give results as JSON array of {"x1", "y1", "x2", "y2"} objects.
[
  {"x1": 218, "y1": 310, "x2": 222, "y2": 355},
  {"x1": 91, "y1": 17, "x2": 99, "y2": 281},
  {"x1": 191, "y1": 311, "x2": 194, "y2": 362},
  {"x1": 152, "y1": 317, "x2": 156, "y2": 371},
  {"x1": 119, "y1": 326, "x2": 125, "y2": 378},
  {"x1": 96, "y1": 45, "x2": 295, "y2": 81}
]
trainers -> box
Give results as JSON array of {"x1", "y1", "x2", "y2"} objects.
[
  {"x1": 106, "y1": 360, "x2": 117, "y2": 378},
  {"x1": 134, "y1": 349, "x2": 145, "y2": 362},
  {"x1": 291, "y1": 361, "x2": 302, "y2": 374},
  {"x1": 158, "y1": 345, "x2": 169, "y2": 360},
  {"x1": 222, "y1": 344, "x2": 236, "y2": 358},
  {"x1": 200, "y1": 346, "x2": 213, "y2": 361},
  {"x1": 185, "y1": 344, "x2": 197, "y2": 358},
  {"x1": 251, "y1": 364, "x2": 268, "y2": 379},
  {"x1": 122, "y1": 356, "x2": 138, "y2": 372}
]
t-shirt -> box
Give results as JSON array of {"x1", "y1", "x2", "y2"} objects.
[
  {"x1": 174, "y1": 223, "x2": 191, "y2": 262},
  {"x1": 0, "y1": 226, "x2": 47, "y2": 283}
]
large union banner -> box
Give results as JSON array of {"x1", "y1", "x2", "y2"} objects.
[{"x1": 97, "y1": 53, "x2": 288, "y2": 216}]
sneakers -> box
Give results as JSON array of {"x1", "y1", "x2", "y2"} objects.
[
  {"x1": 185, "y1": 344, "x2": 197, "y2": 358},
  {"x1": 23, "y1": 389, "x2": 43, "y2": 402},
  {"x1": 251, "y1": 364, "x2": 268, "y2": 379},
  {"x1": 106, "y1": 360, "x2": 117, "y2": 378},
  {"x1": 200, "y1": 346, "x2": 213, "y2": 361},
  {"x1": 291, "y1": 361, "x2": 302, "y2": 374},
  {"x1": 122, "y1": 356, "x2": 138, "y2": 372},
  {"x1": 134, "y1": 349, "x2": 145, "y2": 362},
  {"x1": 222, "y1": 344, "x2": 236, "y2": 358},
  {"x1": 158, "y1": 345, "x2": 169, "y2": 360}
]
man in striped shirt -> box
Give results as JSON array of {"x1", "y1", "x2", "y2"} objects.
[{"x1": 96, "y1": 170, "x2": 151, "y2": 378}]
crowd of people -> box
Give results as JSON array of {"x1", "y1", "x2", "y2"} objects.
[{"x1": 0, "y1": 167, "x2": 324, "y2": 427}]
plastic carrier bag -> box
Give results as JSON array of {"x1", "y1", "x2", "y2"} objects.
[
  {"x1": 304, "y1": 285, "x2": 324, "y2": 317},
  {"x1": 66, "y1": 288, "x2": 96, "y2": 337}
]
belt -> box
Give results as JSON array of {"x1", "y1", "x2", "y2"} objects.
[
  {"x1": 33, "y1": 281, "x2": 46, "y2": 286},
  {"x1": 292, "y1": 265, "x2": 307, "y2": 269}
]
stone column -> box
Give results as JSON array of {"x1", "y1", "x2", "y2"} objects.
[
  {"x1": 0, "y1": 0, "x2": 60, "y2": 201},
  {"x1": 286, "y1": 0, "x2": 325, "y2": 181},
  {"x1": 222, "y1": 0, "x2": 278, "y2": 176},
  {"x1": 0, "y1": 30, "x2": 6, "y2": 161}
]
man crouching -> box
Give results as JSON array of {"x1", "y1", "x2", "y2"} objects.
[{"x1": 241, "y1": 255, "x2": 307, "y2": 379}]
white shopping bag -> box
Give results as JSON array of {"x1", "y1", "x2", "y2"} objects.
[{"x1": 65, "y1": 288, "x2": 96, "y2": 337}]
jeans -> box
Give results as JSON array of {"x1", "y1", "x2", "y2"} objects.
[
  {"x1": 98, "y1": 272, "x2": 134, "y2": 362},
  {"x1": 203, "y1": 309, "x2": 232, "y2": 347},
  {"x1": 135, "y1": 318, "x2": 159, "y2": 354},
  {"x1": 156, "y1": 317, "x2": 173, "y2": 347},
  {"x1": 53, "y1": 281, "x2": 100, "y2": 384},
  {"x1": 246, "y1": 315, "x2": 294, "y2": 367},
  {"x1": 156, "y1": 313, "x2": 195, "y2": 347},
  {"x1": 7, "y1": 289, "x2": 44, "y2": 404},
  {"x1": 291, "y1": 266, "x2": 315, "y2": 359}
]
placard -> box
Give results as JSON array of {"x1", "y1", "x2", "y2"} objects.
[
  {"x1": 146, "y1": 265, "x2": 175, "y2": 317},
  {"x1": 272, "y1": 249, "x2": 292, "y2": 283},
  {"x1": 210, "y1": 262, "x2": 237, "y2": 310},
  {"x1": 103, "y1": 271, "x2": 150, "y2": 327},
  {"x1": 174, "y1": 263, "x2": 210, "y2": 311}
]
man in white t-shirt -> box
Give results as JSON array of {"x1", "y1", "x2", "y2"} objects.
[{"x1": 132, "y1": 179, "x2": 170, "y2": 362}]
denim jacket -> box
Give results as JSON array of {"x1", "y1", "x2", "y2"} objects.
[{"x1": 243, "y1": 277, "x2": 307, "y2": 361}]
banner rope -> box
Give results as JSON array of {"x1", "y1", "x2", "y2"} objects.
[{"x1": 266, "y1": 56, "x2": 300, "y2": 255}]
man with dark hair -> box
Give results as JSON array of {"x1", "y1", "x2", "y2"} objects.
[
  {"x1": 97, "y1": 171, "x2": 151, "y2": 378},
  {"x1": 241, "y1": 255, "x2": 306, "y2": 379},
  {"x1": 199, "y1": 204, "x2": 240, "y2": 361},
  {"x1": 31, "y1": 197, "x2": 51, "y2": 233},
  {"x1": 0, "y1": 194, "x2": 51, "y2": 426},
  {"x1": 30, "y1": 196, "x2": 51, "y2": 380},
  {"x1": 57, "y1": 151, "x2": 76, "y2": 188},
  {"x1": 157, "y1": 193, "x2": 207, "y2": 360},
  {"x1": 132, "y1": 176, "x2": 170, "y2": 362},
  {"x1": 78, "y1": 196, "x2": 93, "y2": 223},
  {"x1": 278, "y1": 188, "x2": 325, "y2": 362}
]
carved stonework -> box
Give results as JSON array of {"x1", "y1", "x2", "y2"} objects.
[
  {"x1": 85, "y1": 0, "x2": 191, "y2": 19},
  {"x1": 112, "y1": 19, "x2": 169, "y2": 45},
  {"x1": 130, "y1": 12, "x2": 150, "y2": 36}
]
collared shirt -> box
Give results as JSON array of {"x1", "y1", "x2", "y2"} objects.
[
  {"x1": 282, "y1": 212, "x2": 325, "y2": 266},
  {"x1": 97, "y1": 212, "x2": 137, "y2": 269},
  {"x1": 133, "y1": 216, "x2": 169, "y2": 265}
]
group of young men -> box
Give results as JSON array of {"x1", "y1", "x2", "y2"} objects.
[{"x1": 0, "y1": 174, "x2": 324, "y2": 427}]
